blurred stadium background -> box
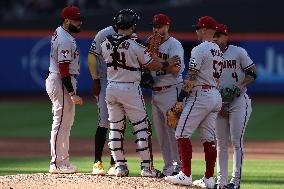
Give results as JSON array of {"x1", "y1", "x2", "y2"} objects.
[{"x1": 0, "y1": 0, "x2": 283, "y2": 140}]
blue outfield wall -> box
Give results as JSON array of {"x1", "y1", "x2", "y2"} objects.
[{"x1": 0, "y1": 36, "x2": 284, "y2": 95}]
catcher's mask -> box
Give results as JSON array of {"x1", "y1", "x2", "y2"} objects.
[{"x1": 114, "y1": 9, "x2": 140, "y2": 30}]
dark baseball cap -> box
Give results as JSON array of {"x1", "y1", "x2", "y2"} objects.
[
  {"x1": 216, "y1": 24, "x2": 228, "y2": 35},
  {"x1": 192, "y1": 16, "x2": 217, "y2": 30},
  {"x1": 61, "y1": 5, "x2": 82, "y2": 21},
  {"x1": 152, "y1": 13, "x2": 171, "y2": 28}
]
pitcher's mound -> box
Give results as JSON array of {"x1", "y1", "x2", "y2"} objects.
[{"x1": 0, "y1": 173, "x2": 197, "y2": 189}]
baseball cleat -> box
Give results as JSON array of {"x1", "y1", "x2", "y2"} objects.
[
  {"x1": 214, "y1": 183, "x2": 227, "y2": 189},
  {"x1": 49, "y1": 164, "x2": 77, "y2": 174},
  {"x1": 106, "y1": 164, "x2": 116, "y2": 176},
  {"x1": 141, "y1": 166, "x2": 161, "y2": 177},
  {"x1": 193, "y1": 176, "x2": 215, "y2": 189},
  {"x1": 226, "y1": 183, "x2": 239, "y2": 189},
  {"x1": 164, "y1": 171, "x2": 192, "y2": 186},
  {"x1": 115, "y1": 164, "x2": 129, "y2": 177},
  {"x1": 92, "y1": 161, "x2": 105, "y2": 175}
]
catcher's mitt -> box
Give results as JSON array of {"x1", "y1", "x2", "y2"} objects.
[
  {"x1": 147, "y1": 33, "x2": 162, "y2": 55},
  {"x1": 140, "y1": 69, "x2": 154, "y2": 88},
  {"x1": 166, "y1": 102, "x2": 183, "y2": 128},
  {"x1": 220, "y1": 85, "x2": 241, "y2": 102}
]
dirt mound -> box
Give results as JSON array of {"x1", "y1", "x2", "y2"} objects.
[{"x1": 0, "y1": 173, "x2": 195, "y2": 189}]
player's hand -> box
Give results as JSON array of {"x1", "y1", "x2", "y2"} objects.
[
  {"x1": 219, "y1": 102, "x2": 229, "y2": 119},
  {"x1": 167, "y1": 55, "x2": 180, "y2": 66},
  {"x1": 71, "y1": 95, "x2": 83, "y2": 105},
  {"x1": 92, "y1": 79, "x2": 101, "y2": 96}
]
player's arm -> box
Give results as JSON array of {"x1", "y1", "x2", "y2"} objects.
[
  {"x1": 87, "y1": 52, "x2": 98, "y2": 80},
  {"x1": 145, "y1": 55, "x2": 180, "y2": 71},
  {"x1": 177, "y1": 69, "x2": 198, "y2": 102},
  {"x1": 236, "y1": 65, "x2": 257, "y2": 90},
  {"x1": 166, "y1": 42, "x2": 184, "y2": 75}
]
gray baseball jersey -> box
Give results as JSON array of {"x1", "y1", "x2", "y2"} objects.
[
  {"x1": 89, "y1": 26, "x2": 116, "y2": 79},
  {"x1": 151, "y1": 36, "x2": 184, "y2": 175},
  {"x1": 175, "y1": 41, "x2": 223, "y2": 142},
  {"x1": 89, "y1": 26, "x2": 117, "y2": 128},
  {"x1": 46, "y1": 26, "x2": 80, "y2": 167},
  {"x1": 49, "y1": 26, "x2": 80, "y2": 75},
  {"x1": 216, "y1": 45, "x2": 254, "y2": 188},
  {"x1": 152, "y1": 37, "x2": 184, "y2": 87},
  {"x1": 101, "y1": 35, "x2": 152, "y2": 83}
]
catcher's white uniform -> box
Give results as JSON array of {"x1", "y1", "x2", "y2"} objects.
[{"x1": 101, "y1": 34, "x2": 154, "y2": 168}]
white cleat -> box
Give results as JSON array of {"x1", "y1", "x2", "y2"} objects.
[
  {"x1": 115, "y1": 165, "x2": 129, "y2": 177},
  {"x1": 164, "y1": 171, "x2": 192, "y2": 186},
  {"x1": 141, "y1": 166, "x2": 161, "y2": 177},
  {"x1": 49, "y1": 164, "x2": 77, "y2": 174},
  {"x1": 193, "y1": 176, "x2": 215, "y2": 189},
  {"x1": 106, "y1": 164, "x2": 116, "y2": 176}
]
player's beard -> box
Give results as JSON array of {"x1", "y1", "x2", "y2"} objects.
[{"x1": 68, "y1": 23, "x2": 81, "y2": 33}]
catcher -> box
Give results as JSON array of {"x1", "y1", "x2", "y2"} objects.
[{"x1": 144, "y1": 13, "x2": 185, "y2": 177}]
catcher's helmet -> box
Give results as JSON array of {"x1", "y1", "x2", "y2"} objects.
[{"x1": 114, "y1": 9, "x2": 139, "y2": 30}]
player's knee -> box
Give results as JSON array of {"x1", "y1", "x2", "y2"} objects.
[{"x1": 135, "y1": 137, "x2": 148, "y2": 152}]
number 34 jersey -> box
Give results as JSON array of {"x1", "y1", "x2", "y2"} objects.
[
  {"x1": 219, "y1": 45, "x2": 254, "y2": 91},
  {"x1": 189, "y1": 41, "x2": 223, "y2": 88},
  {"x1": 101, "y1": 34, "x2": 152, "y2": 83}
]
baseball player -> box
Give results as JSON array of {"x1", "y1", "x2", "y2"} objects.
[
  {"x1": 150, "y1": 13, "x2": 184, "y2": 177},
  {"x1": 46, "y1": 5, "x2": 83, "y2": 174},
  {"x1": 88, "y1": 25, "x2": 117, "y2": 175},
  {"x1": 213, "y1": 24, "x2": 256, "y2": 189},
  {"x1": 101, "y1": 9, "x2": 180, "y2": 177},
  {"x1": 165, "y1": 16, "x2": 223, "y2": 188}
]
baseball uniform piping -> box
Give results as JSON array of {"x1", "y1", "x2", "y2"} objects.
[
  {"x1": 180, "y1": 91, "x2": 198, "y2": 137},
  {"x1": 54, "y1": 82, "x2": 65, "y2": 167},
  {"x1": 238, "y1": 94, "x2": 248, "y2": 187}
]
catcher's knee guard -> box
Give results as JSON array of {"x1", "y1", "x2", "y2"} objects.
[
  {"x1": 108, "y1": 116, "x2": 127, "y2": 165},
  {"x1": 132, "y1": 116, "x2": 152, "y2": 167}
]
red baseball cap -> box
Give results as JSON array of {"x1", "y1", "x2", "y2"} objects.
[
  {"x1": 192, "y1": 16, "x2": 217, "y2": 30},
  {"x1": 61, "y1": 5, "x2": 82, "y2": 21},
  {"x1": 216, "y1": 24, "x2": 228, "y2": 35},
  {"x1": 152, "y1": 13, "x2": 171, "y2": 28}
]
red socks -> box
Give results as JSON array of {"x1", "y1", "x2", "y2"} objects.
[
  {"x1": 177, "y1": 138, "x2": 192, "y2": 177},
  {"x1": 203, "y1": 141, "x2": 217, "y2": 178}
]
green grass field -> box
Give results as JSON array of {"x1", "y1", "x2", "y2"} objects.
[
  {"x1": 0, "y1": 157, "x2": 283, "y2": 189},
  {"x1": 0, "y1": 100, "x2": 283, "y2": 140},
  {"x1": 1, "y1": 100, "x2": 284, "y2": 188}
]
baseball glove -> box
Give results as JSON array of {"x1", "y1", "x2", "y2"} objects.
[
  {"x1": 220, "y1": 85, "x2": 241, "y2": 102},
  {"x1": 166, "y1": 102, "x2": 183, "y2": 128},
  {"x1": 140, "y1": 69, "x2": 154, "y2": 88},
  {"x1": 147, "y1": 33, "x2": 162, "y2": 55}
]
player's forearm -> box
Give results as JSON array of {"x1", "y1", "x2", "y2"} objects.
[
  {"x1": 239, "y1": 66, "x2": 257, "y2": 88},
  {"x1": 87, "y1": 53, "x2": 98, "y2": 80},
  {"x1": 145, "y1": 60, "x2": 169, "y2": 71},
  {"x1": 177, "y1": 70, "x2": 198, "y2": 102}
]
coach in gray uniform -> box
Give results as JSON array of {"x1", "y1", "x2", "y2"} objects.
[{"x1": 150, "y1": 13, "x2": 184, "y2": 177}]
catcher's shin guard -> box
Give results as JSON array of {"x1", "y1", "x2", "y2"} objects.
[
  {"x1": 108, "y1": 117, "x2": 127, "y2": 165},
  {"x1": 132, "y1": 116, "x2": 151, "y2": 168}
]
